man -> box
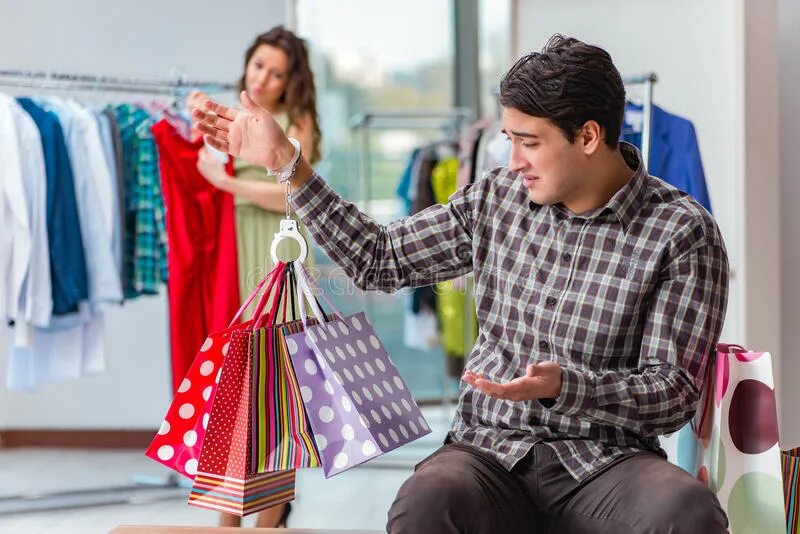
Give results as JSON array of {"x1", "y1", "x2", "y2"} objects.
[{"x1": 195, "y1": 35, "x2": 729, "y2": 533}]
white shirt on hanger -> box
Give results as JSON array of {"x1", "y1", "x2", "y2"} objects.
[
  {"x1": 0, "y1": 94, "x2": 51, "y2": 340},
  {"x1": 40, "y1": 97, "x2": 122, "y2": 311},
  {"x1": 7, "y1": 97, "x2": 121, "y2": 390}
]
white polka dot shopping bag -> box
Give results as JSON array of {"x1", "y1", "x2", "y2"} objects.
[
  {"x1": 146, "y1": 264, "x2": 296, "y2": 516},
  {"x1": 677, "y1": 344, "x2": 787, "y2": 534},
  {"x1": 283, "y1": 261, "x2": 433, "y2": 478}
]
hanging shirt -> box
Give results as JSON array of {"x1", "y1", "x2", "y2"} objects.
[
  {"x1": 102, "y1": 108, "x2": 128, "y2": 290},
  {"x1": 17, "y1": 98, "x2": 88, "y2": 316},
  {"x1": 622, "y1": 103, "x2": 712, "y2": 214},
  {"x1": 0, "y1": 94, "x2": 51, "y2": 341},
  {"x1": 94, "y1": 109, "x2": 124, "y2": 281},
  {"x1": 38, "y1": 97, "x2": 122, "y2": 312},
  {"x1": 7, "y1": 98, "x2": 119, "y2": 390},
  {"x1": 114, "y1": 104, "x2": 168, "y2": 298}
]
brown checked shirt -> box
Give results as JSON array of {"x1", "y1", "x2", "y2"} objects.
[{"x1": 292, "y1": 142, "x2": 729, "y2": 481}]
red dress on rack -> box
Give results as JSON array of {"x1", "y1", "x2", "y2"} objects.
[{"x1": 152, "y1": 119, "x2": 240, "y2": 393}]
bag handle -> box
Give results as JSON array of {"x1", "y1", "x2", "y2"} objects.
[
  {"x1": 293, "y1": 261, "x2": 342, "y2": 329},
  {"x1": 255, "y1": 264, "x2": 289, "y2": 329},
  {"x1": 717, "y1": 343, "x2": 748, "y2": 354},
  {"x1": 227, "y1": 263, "x2": 283, "y2": 328}
]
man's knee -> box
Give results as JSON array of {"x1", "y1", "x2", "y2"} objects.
[
  {"x1": 387, "y1": 464, "x2": 481, "y2": 534},
  {"x1": 654, "y1": 480, "x2": 728, "y2": 533}
]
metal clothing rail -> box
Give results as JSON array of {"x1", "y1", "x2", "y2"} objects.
[
  {"x1": 0, "y1": 68, "x2": 235, "y2": 95},
  {"x1": 623, "y1": 72, "x2": 658, "y2": 165},
  {"x1": 350, "y1": 108, "x2": 473, "y2": 233}
]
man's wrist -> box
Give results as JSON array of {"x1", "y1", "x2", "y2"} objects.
[{"x1": 272, "y1": 138, "x2": 298, "y2": 172}]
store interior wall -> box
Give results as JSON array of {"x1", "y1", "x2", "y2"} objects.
[
  {"x1": 779, "y1": 0, "x2": 800, "y2": 450},
  {"x1": 0, "y1": 0, "x2": 286, "y2": 429}
]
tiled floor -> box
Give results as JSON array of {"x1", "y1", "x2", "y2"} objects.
[{"x1": 0, "y1": 407, "x2": 454, "y2": 534}]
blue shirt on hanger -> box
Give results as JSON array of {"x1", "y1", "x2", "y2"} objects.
[
  {"x1": 17, "y1": 98, "x2": 88, "y2": 316},
  {"x1": 622, "y1": 103, "x2": 712, "y2": 214}
]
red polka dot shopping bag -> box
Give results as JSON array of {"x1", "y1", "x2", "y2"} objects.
[{"x1": 146, "y1": 263, "x2": 297, "y2": 516}]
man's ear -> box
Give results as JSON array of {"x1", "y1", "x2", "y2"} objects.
[{"x1": 579, "y1": 120, "x2": 603, "y2": 155}]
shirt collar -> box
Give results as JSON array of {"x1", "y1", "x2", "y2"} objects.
[
  {"x1": 605, "y1": 141, "x2": 649, "y2": 233},
  {"x1": 545, "y1": 141, "x2": 648, "y2": 232}
]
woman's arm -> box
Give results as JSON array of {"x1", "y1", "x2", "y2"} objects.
[
  {"x1": 286, "y1": 112, "x2": 315, "y2": 162},
  {"x1": 196, "y1": 148, "x2": 287, "y2": 212}
]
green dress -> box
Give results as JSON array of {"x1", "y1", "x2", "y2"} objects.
[{"x1": 233, "y1": 112, "x2": 314, "y2": 307}]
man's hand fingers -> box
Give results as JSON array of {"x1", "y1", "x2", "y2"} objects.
[
  {"x1": 202, "y1": 99, "x2": 239, "y2": 122},
  {"x1": 195, "y1": 119, "x2": 231, "y2": 145},
  {"x1": 474, "y1": 378, "x2": 510, "y2": 399},
  {"x1": 240, "y1": 90, "x2": 263, "y2": 116},
  {"x1": 203, "y1": 135, "x2": 229, "y2": 154},
  {"x1": 192, "y1": 108, "x2": 233, "y2": 132}
]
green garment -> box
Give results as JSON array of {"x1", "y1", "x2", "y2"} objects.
[{"x1": 430, "y1": 157, "x2": 478, "y2": 361}]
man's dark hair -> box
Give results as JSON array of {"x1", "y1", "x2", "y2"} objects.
[{"x1": 500, "y1": 34, "x2": 626, "y2": 149}]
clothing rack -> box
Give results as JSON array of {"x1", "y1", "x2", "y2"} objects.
[
  {"x1": 0, "y1": 69, "x2": 235, "y2": 515},
  {"x1": 623, "y1": 72, "x2": 657, "y2": 165},
  {"x1": 349, "y1": 109, "x2": 473, "y2": 418},
  {"x1": 0, "y1": 69, "x2": 235, "y2": 95}
]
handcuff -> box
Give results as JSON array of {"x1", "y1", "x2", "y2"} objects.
[{"x1": 268, "y1": 137, "x2": 302, "y2": 184}]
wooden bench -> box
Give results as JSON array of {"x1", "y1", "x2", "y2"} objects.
[{"x1": 111, "y1": 527, "x2": 383, "y2": 534}]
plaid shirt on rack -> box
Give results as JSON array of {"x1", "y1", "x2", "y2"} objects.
[
  {"x1": 114, "y1": 105, "x2": 168, "y2": 297},
  {"x1": 291, "y1": 142, "x2": 729, "y2": 482}
]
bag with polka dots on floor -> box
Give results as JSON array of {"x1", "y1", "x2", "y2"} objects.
[
  {"x1": 677, "y1": 344, "x2": 787, "y2": 534},
  {"x1": 283, "y1": 261, "x2": 433, "y2": 478}
]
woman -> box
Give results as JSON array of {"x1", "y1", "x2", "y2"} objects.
[{"x1": 189, "y1": 25, "x2": 321, "y2": 528}]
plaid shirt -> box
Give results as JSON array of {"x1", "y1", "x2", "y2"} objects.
[
  {"x1": 114, "y1": 105, "x2": 168, "y2": 297},
  {"x1": 292, "y1": 142, "x2": 729, "y2": 482}
]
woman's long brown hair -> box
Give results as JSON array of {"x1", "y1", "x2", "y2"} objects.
[{"x1": 238, "y1": 26, "x2": 322, "y2": 164}]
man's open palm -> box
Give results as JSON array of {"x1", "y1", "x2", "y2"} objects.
[
  {"x1": 463, "y1": 361, "x2": 563, "y2": 401},
  {"x1": 192, "y1": 91, "x2": 290, "y2": 169}
]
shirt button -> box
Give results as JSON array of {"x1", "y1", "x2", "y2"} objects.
[
  {"x1": 539, "y1": 340, "x2": 549, "y2": 350},
  {"x1": 545, "y1": 296, "x2": 557, "y2": 307},
  {"x1": 562, "y1": 253, "x2": 572, "y2": 262}
]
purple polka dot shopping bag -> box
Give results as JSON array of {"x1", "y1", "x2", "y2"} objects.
[{"x1": 282, "y1": 261, "x2": 432, "y2": 477}]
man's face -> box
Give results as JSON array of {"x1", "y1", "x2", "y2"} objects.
[{"x1": 502, "y1": 107, "x2": 587, "y2": 207}]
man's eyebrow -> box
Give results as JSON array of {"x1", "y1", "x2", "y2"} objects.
[{"x1": 501, "y1": 129, "x2": 539, "y2": 138}]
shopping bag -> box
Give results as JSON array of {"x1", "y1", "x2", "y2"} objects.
[
  {"x1": 250, "y1": 263, "x2": 321, "y2": 473},
  {"x1": 691, "y1": 344, "x2": 786, "y2": 534},
  {"x1": 782, "y1": 447, "x2": 800, "y2": 534},
  {"x1": 145, "y1": 266, "x2": 282, "y2": 479},
  {"x1": 284, "y1": 261, "x2": 432, "y2": 477},
  {"x1": 188, "y1": 263, "x2": 297, "y2": 516}
]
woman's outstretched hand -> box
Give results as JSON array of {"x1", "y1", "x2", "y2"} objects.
[{"x1": 192, "y1": 91, "x2": 295, "y2": 170}]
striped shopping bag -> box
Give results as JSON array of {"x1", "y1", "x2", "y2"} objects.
[
  {"x1": 250, "y1": 263, "x2": 322, "y2": 473},
  {"x1": 784, "y1": 448, "x2": 800, "y2": 534}
]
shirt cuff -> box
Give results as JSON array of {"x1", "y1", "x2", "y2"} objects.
[
  {"x1": 540, "y1": 366, "x2": 594, "y2": 416},
  {"x1": 290, "y1": 172, "x2": 338, "y2": 222}
]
